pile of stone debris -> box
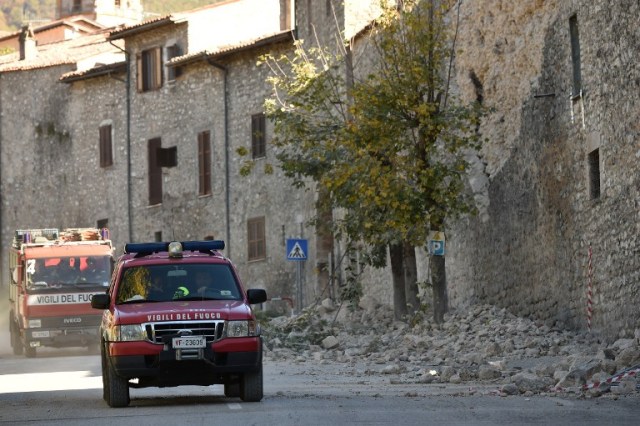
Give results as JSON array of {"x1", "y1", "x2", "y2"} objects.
[{"x1": 261, "y1": 295, "x2": 640, "y2": 398}]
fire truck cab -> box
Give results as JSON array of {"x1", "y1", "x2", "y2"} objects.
[{"x1": 8, "y1": 228, "x2": 114, "y2": 357}]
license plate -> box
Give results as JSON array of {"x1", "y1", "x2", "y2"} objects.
[
  {"x1": 32, "y1": 330, "x2": 50, "y2": 338},
  {"x1": 172, "y1": 336, "x2": 206, "y2": 349}
]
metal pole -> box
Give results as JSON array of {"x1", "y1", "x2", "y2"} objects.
[{"x1": 296, "y1": 261, "x2": 301, "y2": 313}]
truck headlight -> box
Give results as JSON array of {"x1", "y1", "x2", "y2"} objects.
[
  {"x1": 112, "y1": 324, "x2": 147, "y2": 342},
  {"x1": 28, "y1": 319, "x2": 42, "y2": 328},
  {"x1": 226, "y1": 320, "x2": 259, "y2": 337}
]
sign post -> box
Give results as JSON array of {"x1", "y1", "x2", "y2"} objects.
[{"x1": 286, "y1": 238, "x2": 308, "y2": 313}]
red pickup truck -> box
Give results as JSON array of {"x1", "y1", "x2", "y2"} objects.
[{"x1": 91, "y1": 240, "x2": 267, "y2": 407}]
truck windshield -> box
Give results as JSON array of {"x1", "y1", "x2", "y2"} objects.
[
  {"x1": 116, "y1": 263, "x2": 241, "y2": 304},
  {"x1": 26, "y1": 256, "x2": 111, "y2": 290}
]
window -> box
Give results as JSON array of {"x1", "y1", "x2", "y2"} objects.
[
  {"x1": 198, "y1": 131, "x2": 212, "y2": 196},
  {"x1": 99, "y1": 124, "x2": 113, "y2": 167},
  {"x1": 137, "y1": 47, "x2": 162, "y2": 92},
  {"x1": 166, "y1": 44, "x2": 183, "y2": 81},
  {"x1": 247, "y1": 217, "x2": 266, "y2": 261},
  {"x1": 154, "y1": 231, "x2": 162, "y2": 242},
  {"x1": 569, "y1": 15, "x2": 581, "y2": 97},
  {"x1": 251, "y1": 113, "x2": 266, "y2": 159},
  {"x1": 148, "y1": 139, "x2": 177, "y2": 205},
  {"x1": 157, "y1": 146, "x2": 177, "y2": 168},
  {"x1": 148, "y1": 138, "x2": 163, "y2": 205},
  {"x1": 115, "y1": 0, "x2": 121, "y2": 7},
  {"x1": 588, "y1": 149, "x2": 600, "y2": 200},
  {"x1": 97, "y1": 219, "x2": 108, "y2": 230},
  {"x1": 73, "y1": 0, "x2": 82, "y2": 13}
]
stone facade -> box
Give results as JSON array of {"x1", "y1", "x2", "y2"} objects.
[
  {"x1": 446, "y1": 0, "x2": 640, "y2": 340},
  {"x1": 0, "y1": 0, "x2": 637, "y2": 340}
]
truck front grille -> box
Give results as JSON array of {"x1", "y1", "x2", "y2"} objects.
[{"x1": 145, "y1": 320, "x2": 225, "y2": 344}]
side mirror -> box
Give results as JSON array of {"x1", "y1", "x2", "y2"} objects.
[
  {"x1": 246, "y1": 289, "x2": 267, "y2": 305},
  {"x1": 91, "y1": 293, "x2": 110, "y2": 309}
]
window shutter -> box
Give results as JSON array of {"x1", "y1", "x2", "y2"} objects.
[
  {"x1": 148, "y1": 138, "x2": 162, "y2": 205},
  {"x1": 136, "y1": 53, "x2": 143, "y2": 92},
  {"x1": 198, "y1": 131, "x2": 211, "y2": 196},
  {"x1": 251, "y1": 113, "x2": 266, "y2": 159},
  {"x1": 247, "y1": 217, "x2": 266, "y2": 260},
  {"x1": 154, "y1": 47, "x2": 163, "y2": 90},
  {"x1": 99, "y1": 125, "x2": 113, "y2": 167}
]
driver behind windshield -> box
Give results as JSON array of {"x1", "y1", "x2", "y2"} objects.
[{"x1": 53, "y1": 258, "x2": 80, "y2": 284}]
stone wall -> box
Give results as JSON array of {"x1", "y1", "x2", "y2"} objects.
[{"x1": 446, "y1": 0, "x2": 640, "y2": 340}]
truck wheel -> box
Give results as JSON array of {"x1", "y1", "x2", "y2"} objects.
[
  {"x1": 25, "y1": 345, "x2": 36, "y2": 358},
  {"x1": 240, "y1": 366, "x2": 263, "y2": 402},
  {"x1": 224, "y1": 380, "x2": 240, "y2": 398},
  {"x1": 9, "y1": 316, "x2": 23, "y2": 356},
  {"x1": 106, "y1": 357, "x2": 130, "y2": 407},
  {"x1": 101, "y1": 343, "x2": 109, "y2": 402}
]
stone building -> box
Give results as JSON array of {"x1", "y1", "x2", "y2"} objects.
[
  {"x1": 445, "y1": 0, "x2": 639, "y2": 340},
  {"x1": 0, "y1": 0, "x2": 637, "y2": 341}
]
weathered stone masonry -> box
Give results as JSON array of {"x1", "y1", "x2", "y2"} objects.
[{"x1": 447, "y1": 0, "x2": 639, "y2": 340}]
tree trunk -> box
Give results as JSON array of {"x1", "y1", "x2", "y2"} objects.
[
  {"x1": 389, "y1": 243, "x2": 408, "y2": 320},
  {"x1": 430, "y1": 254, "x2": 447, "y2": 324},
  {"x1": 315, "y1": 188, "x2": 334, "y2": 300},
  {"x1": 403, "y1": 242, "x2": 420, "y2": 315}
]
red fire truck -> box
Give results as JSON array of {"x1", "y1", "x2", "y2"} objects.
[{"x1": 8, "y1": 228, "x2": 114, "y2": 357}]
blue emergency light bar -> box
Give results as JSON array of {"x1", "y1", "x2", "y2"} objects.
[{"x1": 124, "y1": 240, "x2": 225, "y2": 255}]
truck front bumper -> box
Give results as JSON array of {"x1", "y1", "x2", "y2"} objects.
[
  {"x1": 107, "y1": 337, "x2": 263, "y2": 386},
  {"x1": 28, "y1": 326, "x2": 99, "y2": 348}
]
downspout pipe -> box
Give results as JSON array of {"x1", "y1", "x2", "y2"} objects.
[
  {"x1": 110, "y1": 41, "x2": 133, "y2": 242},
  {"x1": 0, "y1": 73, "x2": 3, "y2": 285},
  {"x1": 206, "y1": 58, "x2": 231, "y2": 258}
]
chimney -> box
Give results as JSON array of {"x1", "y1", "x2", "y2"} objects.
[{"x1": 19, "y1": 24, "x2": 37, "y2": 61}]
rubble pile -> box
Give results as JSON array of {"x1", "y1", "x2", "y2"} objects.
[{"x1": 261, "y1": 296, "x2": 640, "y2": 397}]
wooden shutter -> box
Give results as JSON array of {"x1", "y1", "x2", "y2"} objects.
[
  {"x1": 148, "y1": 138, "x2": 162, "y2": 205},
  {"x1": 198, "y1": 131, "x2": 211, "y2": 196},
  {"x1": 136, "y1": 53, "x2": 143, "y2": 92},
  {"x1": 251, "y1": 113, "x2": 266, "y2": 159},
  {"x1": 153, "y1": 47, "x2": 163, "y2": 90},
  {"x1": 99, "y1": 124, "x2": 113, "y2": 167},
  {"x1": 247, "y1": 217, "x2": 266, "y2": 260}
]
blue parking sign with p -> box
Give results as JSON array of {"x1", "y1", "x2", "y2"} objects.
[
  {"x1": 429, "y1": 239, "x2": 445, "y2": 256},
  {"x1": 286, "y1": 239, "x2": 308, "y2": 261}
]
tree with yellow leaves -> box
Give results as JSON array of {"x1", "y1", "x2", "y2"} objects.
[{"x1": 263, "y1": 0, "x2": 486, "y2": 323}]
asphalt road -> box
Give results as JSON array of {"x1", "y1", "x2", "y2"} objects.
[{"x1": 0, "y1": 341, "x2": 639, "y2": 426}]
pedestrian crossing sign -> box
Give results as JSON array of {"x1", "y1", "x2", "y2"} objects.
[{"x1": 286, "y1": 239, "x2": 308, "y2": 261}]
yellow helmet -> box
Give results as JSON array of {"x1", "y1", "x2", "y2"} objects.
[{"x1": 173, "y1": 286, "x2": 190, "y2": 299}]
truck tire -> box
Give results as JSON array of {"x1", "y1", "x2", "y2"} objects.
[
  {"x1": 9, "y1": 315, "x2": 23, "y2": 356},
  {"x1": 106, "y1": 357, "x2": 130, "y2": 407},
  {"x1": 224, "y1": 380, "x2": 240, "y2": 398},
  {"x1": 239, "y1": 366, "x2": 263, "y2": 402},
  {"x1": 25, "y1": 345, "x2": 36, "y2": 358},
  {"x1": 101, "y1": 343, "x2": 109, "y2": 402}
]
